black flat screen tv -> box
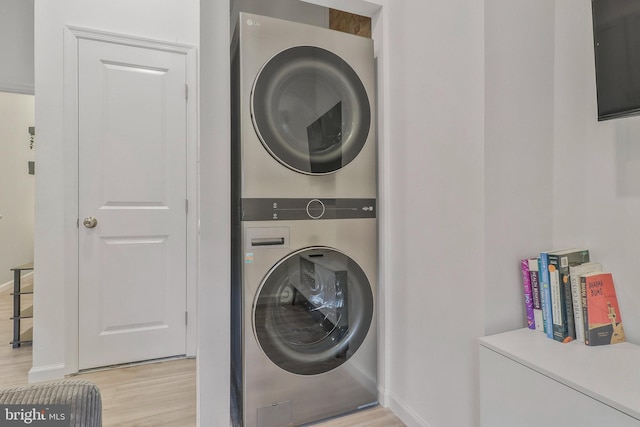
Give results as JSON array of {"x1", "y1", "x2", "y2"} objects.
[{"x1": 592, "y1": 0, "x2": 640, "y2": 121}]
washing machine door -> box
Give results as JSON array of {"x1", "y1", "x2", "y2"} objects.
[
  {"x1": 251, "y1": 46, "x2": 371, "y2": 175},
  {"x1": 253, "y1": 247, "x2": 374, "y2": 375}
]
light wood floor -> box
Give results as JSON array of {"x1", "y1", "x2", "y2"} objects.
[{"x1": 0, "y1": 273, "x2": 404, "y2": 427}]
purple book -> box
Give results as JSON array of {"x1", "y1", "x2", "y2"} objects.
[{"x1": 521, "y1": 258, "x2": 536, "y2": 330}]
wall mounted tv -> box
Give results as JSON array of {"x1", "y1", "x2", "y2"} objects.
[{"x1": 592, "y1": 0, "x2": 640, "y2": 121}]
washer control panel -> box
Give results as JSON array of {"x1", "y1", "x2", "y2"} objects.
[
  {"x1": 242, "y1": 198, "x2": 376, "y2": 221},
  {"x1": 305, "y1": 199, "x2": 325, "y2": 219}
]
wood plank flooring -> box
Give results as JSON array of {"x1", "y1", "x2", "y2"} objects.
[
  {"x1": 0, "y1": 273, "x2": 35, "y2": 389},
  {"x1": 0, "y1": 273, "x2": 404, "y2": 427},
  {"x1": 73, "y1": 358, "x2": 197, "y2": 426},
  {"x1": 311, "y1": 407, "x2": 404, "y2": 427}
]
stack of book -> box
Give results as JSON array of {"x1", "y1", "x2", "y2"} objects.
[{"x1": 520, "y1": 248, "x2": 625, "y2": 346}]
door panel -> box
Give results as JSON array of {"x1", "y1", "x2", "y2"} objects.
[
  {"x1": 251, "y1": 46, "x2": 371, "y2": 175},
  {"x1": 78, "y1": 37, "x2": 187, "y2": 370},
  {"x1": 253, "y1": 247, "x2": 373, "y2": 375}
]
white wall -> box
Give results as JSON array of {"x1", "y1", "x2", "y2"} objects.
[
  {"x1": 32, "y1": 0, "x2": 199, "y2": 379},
  {"x1": 484, "y1": 1, "x2": 555, "y2": 336},
  {"x1": 383, "y1": 1, "x2": 485, "y2": 426},
  {"x1": 0, "y1": 0, "x2": 34, "y2": 94},
  {"x1": 553, "y1": 0, "x2": 640, "y2": 345},
  {"x1": 0, "y1": 92, "x2": 34, "y2": 285},
  {"x1": 199, "y1": 0, "x2": 231, "y2": 425}
]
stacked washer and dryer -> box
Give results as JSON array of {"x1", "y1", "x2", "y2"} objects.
[{"x1": 231, "y1": 13, "x2": 378, "y2": 427}]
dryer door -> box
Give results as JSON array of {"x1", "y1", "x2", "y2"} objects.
[
  {"x1": 251, "y1": 46, "x2": 371, "y2": 175},
  {"x1": 253, "y1": 247, "x2": 374, "y2": 375}
]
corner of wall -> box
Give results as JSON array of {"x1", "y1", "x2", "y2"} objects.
[
  {"x1": 28, "y1": 363, "x2": 66, "y2": 384},
  {"x1": 386, "y1": 392, "x2": 433, "y2": 427}
]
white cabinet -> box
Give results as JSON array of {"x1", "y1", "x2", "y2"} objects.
[{"x1": 479, "y1": 328, "x2": 640, "y2": 427}]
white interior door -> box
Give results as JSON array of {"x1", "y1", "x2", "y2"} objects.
[{"x1": 77, "y1": 37, "x2": 188, "y2": 370}]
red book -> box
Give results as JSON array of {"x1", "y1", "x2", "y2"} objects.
[{"x1": 581, "y1": 272, "x2": 625, "y2": 346}]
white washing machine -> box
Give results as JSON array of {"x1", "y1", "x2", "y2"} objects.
[
  {"x1": 231, "y1": 198, "x2": 378, "y2": 427},
  {"x1": 232, "y1": 12, "x2": 376, "y2": 199}
]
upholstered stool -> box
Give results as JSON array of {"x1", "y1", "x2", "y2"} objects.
[{"x1": 0, "y1": 380, "x2": 102, "y2": 426}]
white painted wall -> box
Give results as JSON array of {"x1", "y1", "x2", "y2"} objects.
[
  {"x1": 0, "y1": 0, "x2": 34, "y2": 94},
  {"x1": 32, "y1": 0, "x2": 199, "y2": 379},
  {"x1": 383, "y1": 1, "x2": 485, "y2": 426},
  {"x1": 553, "y1": 0, "x2": 640, "y2": 346},
  {"x1": 0, "y1": 92, "x2": 34, "y2": 285},
  {"x1": 484, "y1": 0, "x2": 555, "y2": 336},
  {"x1": 199, "y1": 0, "x2": 231, "y2": 425}
]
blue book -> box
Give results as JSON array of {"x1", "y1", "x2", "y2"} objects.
[
  {"x1": 547, "y1": 248, "x2": 590, "y2": 343},
  {"x1": 539, "y1": 252, "x2": 554, "y2": 338}
]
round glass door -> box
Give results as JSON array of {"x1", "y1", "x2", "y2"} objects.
[
  {"x1": 251, "y1": 46, "x2": 371, "y2": 175},
  {"x1": 253, "y1": 247, "x2": 374, "y2": 375}
]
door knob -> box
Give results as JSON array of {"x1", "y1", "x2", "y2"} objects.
[{"x1": 83, "y1": 217, "x2": 98, "y2": 228}]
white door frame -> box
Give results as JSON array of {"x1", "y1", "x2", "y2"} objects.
[{"x1": 63, "y1": 26, "x2": 198, "y2": 374}]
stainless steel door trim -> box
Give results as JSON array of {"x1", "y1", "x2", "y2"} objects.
[
  {"x1": 252, "y1": 245, "x2": 374, "y2": 376},
  {"x1": 250, "y1": 46, "x2": 371, "y2": 175}
]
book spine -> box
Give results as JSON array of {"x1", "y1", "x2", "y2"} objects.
[
  {"x1": 520, "y1": 259, "x2": 535, "y2": 330},
  {"x1": 529, "y1": 259, "x2": 544, "y2": 333},
  {"x1": 547, "y1": 254, "x2": 569, "y2": 342},
  {"x1": 570, "y1": 271, "x2": 585, "y2": 342},
  {"x1": 569, "y1": 263, "x2": 601, "y2": 343},
  {"x1": 581, "y1": 275, "x2": 590, "y2": 346},
  {"x1": 539, "y1": 253, "x2": 553, "y2": 338},
  {"x1": 560, "y1": 266, "x2": 576, "y2": 342}
]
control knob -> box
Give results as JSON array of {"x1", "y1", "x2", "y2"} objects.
[{"x1": 306, "y1": 199, "x2": 325, "y2": 219}]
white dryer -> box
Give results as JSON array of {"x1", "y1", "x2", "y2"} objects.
[
  {"x1": 232, "y1": 12, "x2": 376, "y2": 199},
  {"x1": 231, "y1": 198, "x2": 378, "y2": 427}
]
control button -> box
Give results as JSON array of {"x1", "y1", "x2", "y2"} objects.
[{"x1": 306, "y1": 199, "x2": 325, "y2": 219}]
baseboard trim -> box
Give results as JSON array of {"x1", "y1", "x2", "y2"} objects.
[
  {"x1": 28, "y1": 363, "x2": 66, "y2": 384},
  {"x1": 0, "y1": 81, "x2": 35, "y2": 95},
  {"x1": 386, "y1": 392, "x2": 433, "y2": 427}
]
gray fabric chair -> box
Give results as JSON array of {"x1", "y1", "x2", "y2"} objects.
[{"x1": 0, "y1": 380, "x2": 102, "y2": 426}]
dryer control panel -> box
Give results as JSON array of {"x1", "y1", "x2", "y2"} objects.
[{"x1": 241, "y1": 198, "x2": 376, "y2": 221}]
